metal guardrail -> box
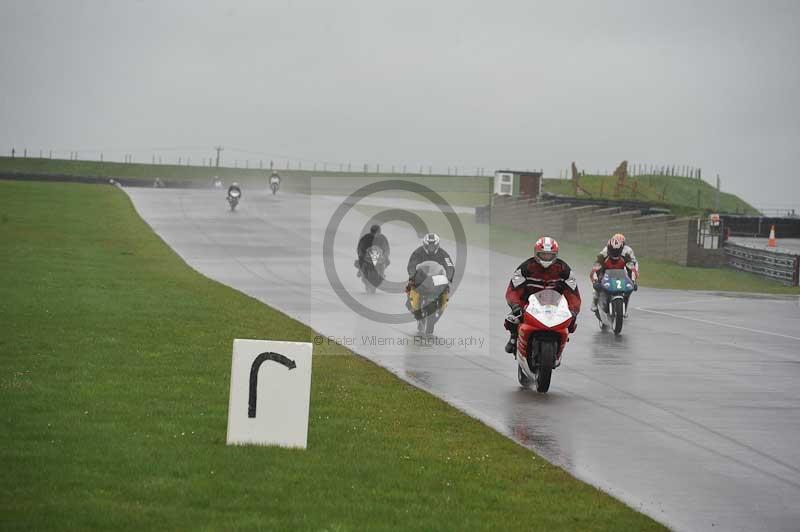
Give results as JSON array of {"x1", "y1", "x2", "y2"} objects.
[{"x1": 724, "y1": 243, "x2": 799, "y2": 286}]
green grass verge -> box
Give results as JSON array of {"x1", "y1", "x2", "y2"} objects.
[
  {"x1": 543, "y1": 174, "x2": 758, "y2": 215},
  {"x1": 0, "y1": 180, "x2": 666, "y2": 531},
  {"x1": 354, "y1": 205, "x2": 800, "y2": 295}
]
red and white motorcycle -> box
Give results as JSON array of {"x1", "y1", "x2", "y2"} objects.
[{"x1": 513, "y1": 289, "x2": 573, "y2": 393}]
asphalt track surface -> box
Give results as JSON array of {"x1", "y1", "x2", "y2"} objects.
[
  {"x1": 729, "y1": 236, "x2": 800, "y2": 254},
  {"x1": 125, "y1": 187, "x2": 800, "y2": 532}
]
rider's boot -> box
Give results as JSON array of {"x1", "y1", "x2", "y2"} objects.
[
  {"x1": 590, "y1": 295, "x2": 598, "y2": 313},
  {"x1": 504, "y1": 331, "x2": 518, "y2": 355}
]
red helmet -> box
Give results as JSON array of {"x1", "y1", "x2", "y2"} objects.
[
  {"x1": 534, "y1": 236, "x2": 559, "y2": 268},
  {"x1": 607, "y1": 236, "x2": 624, "y2": 258}
]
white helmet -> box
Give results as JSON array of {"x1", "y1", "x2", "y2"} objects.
[
  {"x1": 422, "y1": 233, "x2": 440, "y2": 255},
  {"x1": 533, "y1": 236, "x2": 559, "y2": 268}
]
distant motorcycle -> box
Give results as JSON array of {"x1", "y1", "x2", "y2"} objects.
[
  {"x1": 359, "y1": 246, "x2": 387, "y2": 294},
  {"x1": 514, "y1": 289, "x2": 573, "y2": 393},
  {"x1": 212, "y1": 177, "x2": 223, "y2": 189},
  {"x1": 227, "y1": 187, "x2": 241, "y2": 211},
  {"x1": 269, "y1": 177, "x2": 280, "y2": 195},
  {"x1": 594, "y1": 269, "x2": 635, "y2": 335},
  {"x1": 410, "y1": 260, "x2": 450, "y2": 335}
]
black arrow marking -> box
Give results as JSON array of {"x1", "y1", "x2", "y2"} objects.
[{"x1": 248, "y1": 351, "x2": 296, "y2": 418}]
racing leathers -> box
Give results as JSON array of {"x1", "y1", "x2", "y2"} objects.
[
  {"x1": 589, "y1": 245, "x2": 638, "y2": 313},
  {"x1": 406, "y1": 246, "x2": 455, "y2": 320},
  {"x1": 504, "y1": 258, "x2": 581, "y2": 354}
]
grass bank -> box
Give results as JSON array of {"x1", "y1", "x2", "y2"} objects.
[
  {"x1": 0, "y1": 180, "x2": 665, "y2": 531},
  {"x1": 543, "y1": 174, "x2": 758, "y2": 215}
]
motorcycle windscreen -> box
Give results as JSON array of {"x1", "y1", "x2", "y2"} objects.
[
  {"x1": 527, "y1": 289, "x2": 572, "y2": 328},
  {"x1": 601, "y1": 269, "x2": 634, "y2": 293},
  {"x1": 415, "y1": 260, "x2": 445, "y2": 276},
  {"x1": 414, "y1": 260, "x2": 447, "y2": 289}
]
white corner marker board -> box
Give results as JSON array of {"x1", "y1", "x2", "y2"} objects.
[{"x1": 226, "y1": 339, "x2": 313, "y2": 449}]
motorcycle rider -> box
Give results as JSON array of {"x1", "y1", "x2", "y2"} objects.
[
  {"x1": 406, "y1": 233, "x2": 455, "y2": 320},
  {"x1": 227, "y1": 181, "x2": 242, "y2": 198},
  {"x1": 355, "y1": 224, "x2": 391, "y2": 275},
  {"x1": 589, "y1": 233, "x2": 638, "y2": 315},
  {"x1": 269, "y1": 171, "x2": 281, "y2": 187},
  {"x1": 504, "y1": 236, "x2": 581, "y2": 354}
]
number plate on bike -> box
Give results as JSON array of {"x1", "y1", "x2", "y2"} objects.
[{"x1": 431, "y1": 274, "x2": 448, "y2": 286}]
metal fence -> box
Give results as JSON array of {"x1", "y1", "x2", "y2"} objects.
[
  {"x1": 724, "y1": 243, "x2": 800, "y2": 286},
  {"x1": 3, "y1": 149, "x2": 492, "y2": 177}
]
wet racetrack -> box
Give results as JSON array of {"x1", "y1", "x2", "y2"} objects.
[{"x1": 125, "y1": 187, "x2": 800, "y2": 532}]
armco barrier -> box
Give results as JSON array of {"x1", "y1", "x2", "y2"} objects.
[{"x1": 724, "y1": 243, "x2": 800, "y2": 286}]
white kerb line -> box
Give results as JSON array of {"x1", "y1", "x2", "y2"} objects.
[{"x1": 634, "y1": 307, "x2": 800, "y2": 342}]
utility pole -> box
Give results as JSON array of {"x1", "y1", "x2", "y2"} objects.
[
  {"x1": 715, "y1": 174, "x2": 721, "y2": 212},
  {"x1": 214, "y1": 146, "x2": 223, "y2": 168}
]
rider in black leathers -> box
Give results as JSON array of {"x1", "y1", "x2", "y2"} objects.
[
  {"x1": 356, "y1": 224, "x2": 390, "y2": 272},
  {"x1": 405, "y1": 233, "x2": 454, "y2": 319}
]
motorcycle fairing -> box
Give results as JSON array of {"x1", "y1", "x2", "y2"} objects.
[{"x1": 525, "y1": 290, "x2": 572, "y2": 329}]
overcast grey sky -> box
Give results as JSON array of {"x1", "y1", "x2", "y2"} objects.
[{"x1": 1, "y1": 0, "x2": 798, "y2": 210}]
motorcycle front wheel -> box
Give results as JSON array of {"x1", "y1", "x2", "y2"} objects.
[
  {"x1": 535, "y1": 340, "x2": 556, "y2": 393},
  {"x1": 425, "y1": 313, "x2": 436, "y2": 335},
  {"x1": 612, "y1": 298, "x2": 624, "y2": 335}
]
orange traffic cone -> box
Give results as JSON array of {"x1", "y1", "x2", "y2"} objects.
[{"x1": 767, "y1": 225, "x2": 777, "y2": 248}]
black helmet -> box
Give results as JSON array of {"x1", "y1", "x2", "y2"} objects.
[
  {"x1": 370, "y1": 224, "x2": 381, "y2": 235},
  {"x1": 422, "y1": 233, "x2": 440, "y2": 255}
]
